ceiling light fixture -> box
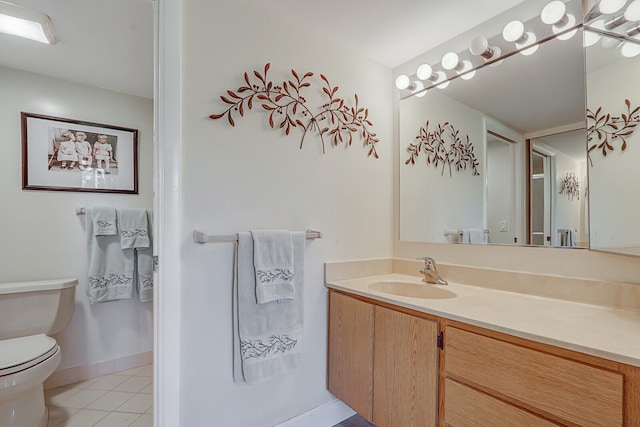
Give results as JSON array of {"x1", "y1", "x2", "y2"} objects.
[{"x1": 0, "y1": 1, "x2": 56, "y2": 44}]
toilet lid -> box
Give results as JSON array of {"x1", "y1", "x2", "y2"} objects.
[{"x1": 0, "y1": 334, "x2": 58, "y2": 376}]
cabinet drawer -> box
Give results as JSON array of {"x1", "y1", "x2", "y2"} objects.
[
  {"x1": 445, "y1": 327, "x2": 623, "y2": 427},
  {"x1": 444, "y1": 378, "x2": 560, "y2": 427}
]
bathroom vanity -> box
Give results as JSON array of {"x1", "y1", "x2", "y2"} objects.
[{"x1": 325, "y1": 260, "x2": 640, "y2": 427}]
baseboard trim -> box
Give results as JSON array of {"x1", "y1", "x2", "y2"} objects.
[
  {"x1": 44, "y1": 350, "x2": 153, "y2": 389},
  {"x1": 275, "y1": 398, "x2": 355, "y2": 427}
]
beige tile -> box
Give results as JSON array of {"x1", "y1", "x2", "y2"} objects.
[
  {"x1": 55, "y1": 409, "x2": 109, "y2": 427},
  {"x1": 67, "y1": 376, "x2": 101, "y2": 390},
  {"x1": 116, "y1": 393, "x2": 153, "y2": 414},
  {"x1": 130, "y1": 413, "x2": 153, "y2": 427},
  {"x1": 86, "y1": 391, "x2": 136, "y2": 411},
  {"x1": 89, "y1": 374, "x2": 131, "y2": 391},
  {"x1": 116, "y1": 366, "x2": 144, "y2": 376},
  {"x1": 140, "y1": 383, "x2": 153, "y2": 394},
  {"x1": 45, "y1": 387, "x2": 81, "y2": 407},
  {"x1": 93, "y1": 412, "x2": 142, "y2": 427},
  {"x1": 57, "y1": 389, "x2": 107, "y2": 408},
  {"x1": 136, "y1": 365, "x2": 153, "y2": 377},
  {"x1": 46, "y1": 405, "x2": 78, "y2": 426},
  {"x1": 113, "y1": 376, "x2": 152, "y2": 393}
]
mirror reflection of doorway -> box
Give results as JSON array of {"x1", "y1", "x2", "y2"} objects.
[{"x1": 530, "y1": 150, "x2": 552, "y2": 246}]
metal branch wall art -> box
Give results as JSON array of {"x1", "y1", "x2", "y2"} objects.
[
  {"x1": 587, "y1": 99, "x2": 640, "y2": 166},
  {"x1": 405, "y1": 121, "x2": 480, "y2": 177},
  {"x1": 209, "y1": 63, "x2": 379, "y2": 158},
  {"x1": 559, "y1": 172, "x2": 580, "y2": 201}
]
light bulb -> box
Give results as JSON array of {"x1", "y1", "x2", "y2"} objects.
[
  {"x1": 621, "y1": 41, "x2": 640, "y2": 57},
  {"x1": 625, "y1": 0, "x2": 640, "y2": 21},
  {"x1": 459, "y1": 60, "x2": 476, "y2": 80},
  {"x1": 441, "y1": 52, "x2": 460, "y2": 70},
  {"x1": 395, "y1": 74, "x2": 410, "y2": 90},
  {"x1": 503, "y1": 20, "x2": 525, "y2": 42},
  {"x1": 541, "y1": 1, "x2": 567, "y2": 25},
  {"x1": 599, "y1": 0, "x2": 626, "y2": 14},
  {"x1": 470, "y1": 36, "x2": 501, "y2": 61},
  {"x1": 416, "y1": 64, "x2": 435, "y2": 81}
]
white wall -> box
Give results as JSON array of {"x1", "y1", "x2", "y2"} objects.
[
  {"x1": 0, "y1": 65, "x2": 154, "y2": 371},
  {"x1": 178, "y1": 1, "x2": 393, "y2": 426},
  {"x1": 486, "y1": 140, "x2": 514, "y2": 244},
  {"x1": 399, "y1": 90, "x2": 485, "y2": 242}
]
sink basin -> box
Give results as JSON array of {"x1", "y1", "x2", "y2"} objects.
[{"x1": 368, "y1": 281, "x2": 456, "y2": 299}]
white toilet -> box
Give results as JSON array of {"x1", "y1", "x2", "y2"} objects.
[{"x1": 0, "y1": 278, "x2": 78, "y2": 427}]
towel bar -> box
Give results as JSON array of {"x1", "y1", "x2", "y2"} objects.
[{"x1": 193, "y1": 229, "x2": 322, "y2": 243}]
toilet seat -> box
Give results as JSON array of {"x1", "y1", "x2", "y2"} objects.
[{"x1": 0, "y1": 335, "x2": 58, "y2": 376}]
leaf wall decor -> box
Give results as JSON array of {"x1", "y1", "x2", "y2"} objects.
[
  {"x1": 405, "y1": 120, "x2": 480, "y2": 177},
  {"x1": 209, "y1": 63, "x2": 379, "y2": 158},
  {"x1": 587, "y1": 99, "x2": 640, "y2": 166},
  {"x1": 559, "y1": 172, "x2": 580, "y2": 201}
]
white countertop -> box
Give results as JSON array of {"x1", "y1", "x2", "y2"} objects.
[{"x1": 326, "y1": 273, "x2": 640, "y2": 367}]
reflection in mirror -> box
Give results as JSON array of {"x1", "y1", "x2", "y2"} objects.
[
  {"x1": 529, "y1": 129, "x2": 588, "y2": 248},
  {"x1": 399, "y1": 0, "x2": 586, "y2": 247},
  {"x1": 585, "y1": 25, "x2": 640, "y2": 256}
]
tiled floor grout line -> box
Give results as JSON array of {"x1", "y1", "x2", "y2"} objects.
[{"x1": 45, "y1": 364, "x2": 153, "y2": 427}]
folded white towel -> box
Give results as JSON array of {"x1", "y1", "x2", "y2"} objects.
[
  {"x1": 469, "y1": 228, "x2": 487, "y2": 244},
  {"x1": 117, "y1": 208, "x2": 150, "y2": 249},
  {"x1": 86, "y1": 208, "x2": 134, "y2": 304},
  {"x1": 92, "y1": 207, "x2": 117, "y2": 236},
  {"x1": 251, "y1": 230, "x2": 295, "y2": 304},
  {"x1": 234, "y1": 232, "x2": 305, "y2": 384},
  {"x1": 135, "y1": 209, "x2": 154, "y2": 302}
]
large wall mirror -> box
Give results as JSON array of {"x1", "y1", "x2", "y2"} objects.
[{"x1": 399, "y1": 0, "x2": 640, "y2": 256}]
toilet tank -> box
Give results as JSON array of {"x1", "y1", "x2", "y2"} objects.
[{"x1": 0, "y1": 278, "x2": 78, "y2": 340}]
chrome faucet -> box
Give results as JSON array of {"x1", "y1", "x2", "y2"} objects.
[{"x1": 417, "y1": 257, "x2": 448, "y2": 285}]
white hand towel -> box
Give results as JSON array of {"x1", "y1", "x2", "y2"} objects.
[
  {"x1": 251, "y1": 230, "x2": 295, "y2": 304},
  {"x1": 117, "y1": 208, "x2": 150, "y2": 249},
  {"x1": 234, "y1": 232, "x2": 305, "y2": 384},
  {"x1": 135, "y1": 209, "x2": 154, "y2": 302},
  {"x1": 469, "y1": 228, "x2": 487, "y2": 244},
  {"x1": 86, "y1": 208, "x2": 134, "y2": 304},
  {"x1": 460, "y1": 229, "x2": 470, "y2": 244},
  {"x1": 92, "y1": 206, "x2": 117, "y2": 236}
]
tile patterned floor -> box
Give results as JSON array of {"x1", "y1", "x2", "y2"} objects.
[{"x1": 45, "y1": 364, "x2": 153, "y2": 427}]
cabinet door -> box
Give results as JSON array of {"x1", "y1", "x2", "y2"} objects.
[
  {"x1": 328, "y1": 291, "x2": 374, "y2": 421},
  {"x1": 373, "y1": 305, "x2": 439, "y2": 427}
]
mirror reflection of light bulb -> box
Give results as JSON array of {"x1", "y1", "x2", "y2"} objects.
[
  {"x1": 434, "y1": 71, "x2": 449, "y2": 89},
  {"x1": 459, "y1": 61, "x2": 476, "y2": 80},
  {"x1": 412, "y1": 81, "x2": 427, "y2": 97},
  {"x1": 555, "y1": 15, "x2": 577, "y2": 40},
  {"x1": 621, "y1": 41, "x2": 640, "y2": 57},
  {"x1": 598, "y1": 0, "x2": 626, "y2": 14},
  {"x1": 600, "y1": 36, "x2": 620, "y2": 49},
  {"x1": 395, "y1": 74, "x2": 410, "y2": 90},
  {"x1": 584, "y1": 29, "x2": 602, "y2": 46},
  {"x1": 517, "y1": 32, "x2": 539, "y2": 55}
]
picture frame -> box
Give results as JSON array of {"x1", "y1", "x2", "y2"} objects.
[{"x1": 21, "y1": 112, "x2": 139, "y2": 194}]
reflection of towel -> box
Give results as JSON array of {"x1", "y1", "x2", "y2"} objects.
[
  {"x1": 559, "y1": 229, "x2": 577, "y2": 247},
  {"x1": 469, "y1": 228, "x2": 486, "y2": 244},
  {"x1": 233, "y1": 232, "x2": 305, "y2": 384},
  {"x1": 136, "y1": 209, "x2": 154, "y2": 302},
  {"x1": 251, "y1": 230, "x2": 295, "y2": 304},
  {"x1": 117, "y1": 209, "x2": 150, "y2": 249},
  {"x1": 460, "y1": 229, "x2": 470, "y2": 244},
  {"x1": 86, "y1": 208, "x2": 134, "y2": 304},
  {"x1": 92, "y1": 207, "x2": 117, "y2": 236}
]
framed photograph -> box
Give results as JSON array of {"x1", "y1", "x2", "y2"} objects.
[{"x1": 21, "y1": 112, "x2": 138, "y2": 194}]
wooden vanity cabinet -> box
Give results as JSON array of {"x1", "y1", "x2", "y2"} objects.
[{"x1": 327, "y1": 290, "x2": 440, "y2": 426}]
